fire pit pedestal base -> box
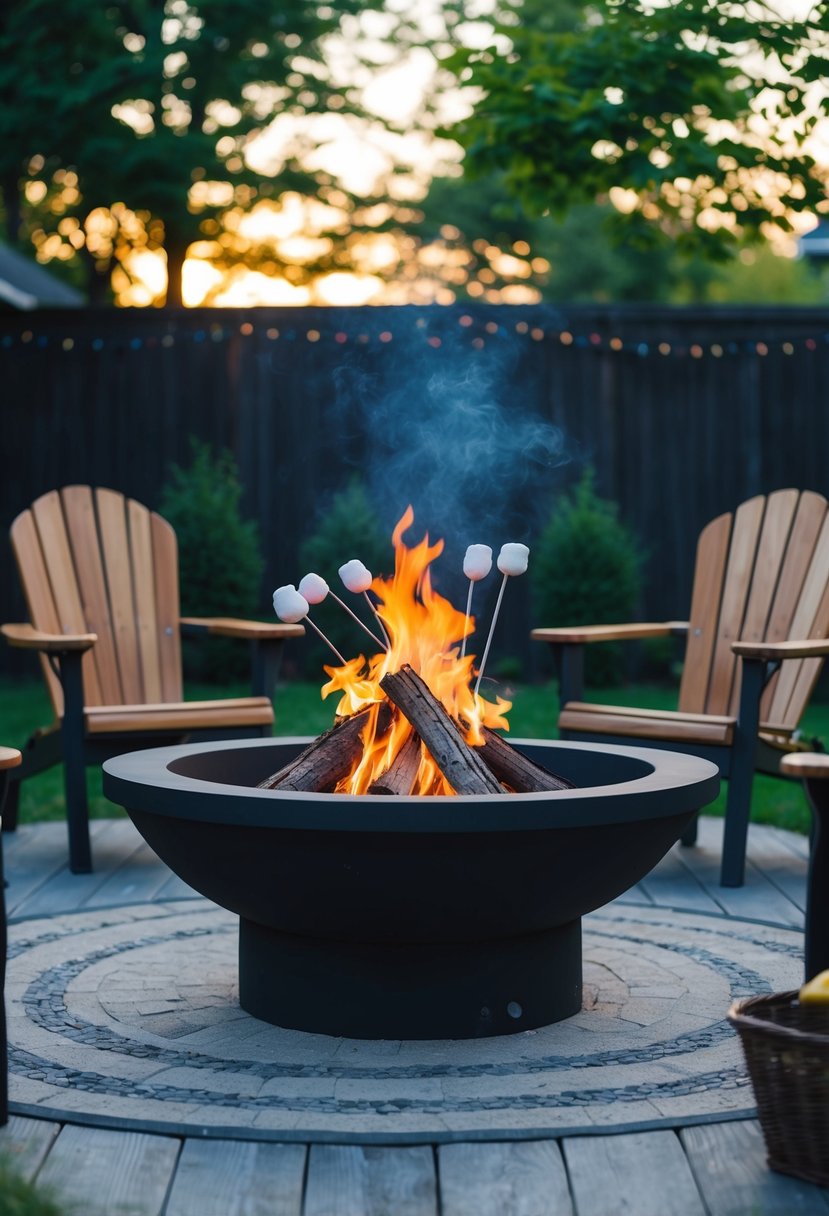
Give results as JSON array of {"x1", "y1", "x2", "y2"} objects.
[{"x1": 239, "y1": 917, "x2": 581, "y2": 1039}]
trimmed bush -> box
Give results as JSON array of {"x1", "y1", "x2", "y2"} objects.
[
  {"x1": 0, "y1": 1162, "x2": 64, "y2": 1216},
  {"x1": 532, "y1": 469, "x2": 643, "y2": 686},
  {"x1": 159, "y1": 439, "x2": 264, "y2": 683},
  {"x1": 298, "y1": 480, "x2": 390, "y2": 678}
]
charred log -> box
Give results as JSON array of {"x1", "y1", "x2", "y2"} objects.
[
  {"x1": 478, "y1": 728, "x2": 574, "y2": 793},
  {"x1": 369, "y1": 729, "x2": 423, "y2": 796},
  {"x1": 258, "y1": 704, "x2": 390, "y2": 792},
  {"x1": 379, "y1": 665, "x2": 502, "y2": 795}
]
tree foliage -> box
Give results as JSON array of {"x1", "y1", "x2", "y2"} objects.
[
  {"x1": 0, "y1": 0, "x2": 414, "y2": 304},
  {"x1": 446, "y1": 0, "x2": 829, "y2": 258}
]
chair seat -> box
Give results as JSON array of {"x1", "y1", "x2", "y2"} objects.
[
  {"x1": 559, "y1": 702, "x2": 737, "y2": 746},
  {"x1": 86, "y1": 697, "x2": 274, "y2": 734}
]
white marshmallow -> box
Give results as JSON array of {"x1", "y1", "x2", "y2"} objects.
[
  {"x1": 339, "y1": 559, "x2": 373, "y2": 594},
  {"x1": 273, "y1": 584, "x2": 309, "y2": 624},
  {"x1": 497, "y1": 542, "x2": 530, "y2": 577},
  {"x1": 463, "y1": 544, "x2": 493, "y2": 581},
  {"x1": 298, "y1": 572, "x2": 329, "y2": 604}
]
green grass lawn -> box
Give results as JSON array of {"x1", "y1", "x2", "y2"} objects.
[{"x1": 1, "y1": 676, "x2": 825, "y2": 835}]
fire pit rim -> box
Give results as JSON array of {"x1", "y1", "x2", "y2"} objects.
[{"x1": 103, "y1": 737, "x2": 719, "y2": 834}]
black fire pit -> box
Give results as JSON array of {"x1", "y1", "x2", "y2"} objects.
[{"x1": 103, "y1": 738, "x2": 718, "y2": 1040}]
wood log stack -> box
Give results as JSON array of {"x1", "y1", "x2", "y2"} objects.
[{"x1": 258, "y1": 665, "x2": 572, "y2": 796}]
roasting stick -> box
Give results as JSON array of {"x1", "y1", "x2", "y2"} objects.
[
  {"x1": 338, "y1": 560, "x2": 390, "y2": 650},
  {"x1": 299, "y1": 571, "x2": 387, "y2": 653},
  {"x1": 273, "y1": 584, "x2": 347, "y2": 664},
  {"x1": 460, "y1": 544, "x2": 492, "y2": 659},
  {"x1": 473, "y1": 543, "x2": 530, "y2": 696}
]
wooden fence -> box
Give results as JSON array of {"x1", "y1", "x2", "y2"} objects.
[{"x1": 2, "y1": 303, "x2": 828, "y2": 681}]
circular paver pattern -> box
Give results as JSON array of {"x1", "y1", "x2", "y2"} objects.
[{"x1": 6, "y1": 899, "x2": 801, "y2": 1142}]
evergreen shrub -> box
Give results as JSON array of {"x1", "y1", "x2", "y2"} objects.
[
  {"x1": 159, "y1": 439, "x2": 264, "y2": 683},
  {"x1": 532, "y1": 468, "x2": 643, "y2": 686}
]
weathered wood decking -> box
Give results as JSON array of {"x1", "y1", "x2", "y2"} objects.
[{"x1": 2, "y1": 815, "x2": 828, "y2": 1216}]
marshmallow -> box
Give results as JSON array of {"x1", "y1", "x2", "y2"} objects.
[
  {"x1": 273, "y1": 584, "x2": 309, "y2": 623},
  {"x1": 463, "y1": 544, "x2": 493, "y2": 581},
  {"x1": 339, "y1": 559, "x2": 373, "y2": 594},
  {"x1": 497, "y1": 542, "x2": 530, "y2": 577},
  {"x1": 298, "y1": 572, "x2": 329, "y2": 604}
]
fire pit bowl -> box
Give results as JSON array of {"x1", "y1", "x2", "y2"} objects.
[{"x1": 103, "y1": 738, "x2": 718, "y2": 1040}]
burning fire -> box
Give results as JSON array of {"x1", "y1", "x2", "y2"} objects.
[{"x1": 321, "y1": 507, "x2": 511, "y2": 795}]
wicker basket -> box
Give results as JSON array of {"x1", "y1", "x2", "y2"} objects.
[{"x1": 728, "y1": 991, "x2": 829, "y2": 1188}]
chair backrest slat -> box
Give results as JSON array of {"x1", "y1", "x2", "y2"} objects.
[
  {"x1": 95, "y1": 488, "x2": 144, "y2": 704},
  {"x1": 765, "y1": 491, "x2": 827, "y2": 643},
  {"x1": 128, "y1": 500, "x2": 162, "y2": 703},
  {"x1": 739, "y1": 489, "x2": 799, "y2": 644},
  {"x1": 705, "y1": 495, "x2": 766, "y2": 715},
  {"x1": 678, "y1": 512, "x2": 732, "y2": 713},
  {"x1": 61, "y1": 485, "x2": 124, "y2": 706},
  {"x1": 10, "y1": 506, "x2": 65, "y2": 716},
  {"x1": 32, "y1": 490, "x2": 104, "y2": 709},
  {"x1": 765, "y1": 508, "x2": 829, "y2": 727},
  {"x1": 150, "y1": 512, "x2": 183, "y2": 702}
]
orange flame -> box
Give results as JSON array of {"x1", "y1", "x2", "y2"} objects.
[{"x1": 322, "y1": 507, "x2": 511, "y2": 795}]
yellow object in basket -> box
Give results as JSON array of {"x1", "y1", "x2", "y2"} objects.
[{"x1": 799, "y1": 970, "x2": 829, "y2": 1004}]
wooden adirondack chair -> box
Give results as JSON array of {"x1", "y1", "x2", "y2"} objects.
[
  {"x1": 2, "y1": 487, "x2": 303, "y2": 873},
  {"x1": 532, "y1": 488, "x2": 829, "y2": 888}
]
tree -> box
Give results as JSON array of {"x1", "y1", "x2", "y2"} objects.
[
  {"x1": 445, "y1": 0, "x2": 829, "y2": 259},
  {"x1": 0, "y1": 0, "x2": 413, "y2": 305}
]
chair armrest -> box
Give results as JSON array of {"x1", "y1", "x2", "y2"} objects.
[
  {"x1": 0, "y1": 747, "x2": 21, "y2": 770},
  {"x1": 732, "y1": 638, "x2": 829, "y2": 661},
  {"x1": 180, "y1": 616, "x2": 304, "y2": 640},
  {"x1": 532, "y1": 622, "x2": 688, "y2": 644},
  {"x1": 781, "y1": 753, "x2": 829, "y2": 780},
  {"x1": 1, "y1": 623, "x2": 97, "y2": 653}
]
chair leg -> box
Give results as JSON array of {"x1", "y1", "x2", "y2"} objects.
[
  {"x1": 0, "y1": 778, "x2": 19, "y2": 833},
  {"x1": 60, "y1": 651, "x2": 92, "y2": 874},
  {"x1": 680, "y1": 812, "x2": 699, "y2": 847},
  {"x1": 720, "y1": 767, "x2": 754, "y2": 887},
  {"x1": 720, "y1": 658, "x2": 766, "y2": 888}
]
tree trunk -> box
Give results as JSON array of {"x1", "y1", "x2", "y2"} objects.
[
  {"x1": 1, "y1": 174, "x2": 22, "y2": 245},
  {"x1": 164, "y1": 237, "x2": 188, "y2": 308}
]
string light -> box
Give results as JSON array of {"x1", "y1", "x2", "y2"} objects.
[{"x1": 2, "y1": 315, "x2": 828, "y2": 358}]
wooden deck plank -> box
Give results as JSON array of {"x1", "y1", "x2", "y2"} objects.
[
  {"x1": 675, "y1": 816, "x2": 804, "y2": 926},
  {"x1": 744, "y1": 830, "x2": 808, "y2": 915},
  {"x1": 165, "y1": 1139, "x2": 305, "y2": 1216},
  {"x1": 35, "y1": 1125, "x2": 180, "y2": 1216},
  {"x1": 681, "y1": 1121, "x2": 829, "y2": 1214},
  {"x1": 304, "y1": 1145, "x2": 439, "y2": 1216},
  {"x1": 4, "y1": 819, "x2": 111, "y2": 918},
  {"x1": 607, "y1": 881, "x2": 652, "y2": 907},
  {"x1": 84, "y1": 838, "x2": 177, "y2": 909},
  {"x1": 154, "y1": 869, "x2": 201, "y2": 901},
  {"x1": 0, "y1": 1114, "x2": 61, "y2": 1181},
  {"x1": 438, "y1": 1141, "x2": 571, "y2": 1216},
  {"x1": 564, "y1": 1130, "x2": 707, "y2": 1216},
  {"x1": 639, "y1": 841, "x2": 726, "y2": 915},
  {"x1": 10, "y1": 818, "x2": 140, "y2": 918}
]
